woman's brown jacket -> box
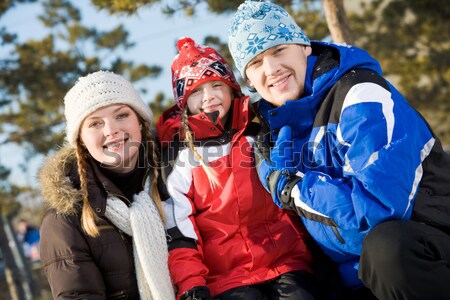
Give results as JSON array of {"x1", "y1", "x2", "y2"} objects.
[{"x1": 39, "y1": 146, "x2": 141, "y2": 299}]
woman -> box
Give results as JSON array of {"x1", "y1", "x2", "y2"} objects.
[{"x1": 39, "y1": 71, "x2": 174, "y2": 299}]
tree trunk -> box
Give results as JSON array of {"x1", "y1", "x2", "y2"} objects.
[{"x1": 322, "y1": 0, "x2": 355, "y2": 44}]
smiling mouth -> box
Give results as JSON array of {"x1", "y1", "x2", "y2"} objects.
[
  {"x1": 271, "y1": 76, "x2": 289, "y2": 87},
  {"x1": 203, "y1": 104, "x2": 220, "y2": 111},
  {"x1": 104, "y1": 139, "x2": 127, "y2": 150}
]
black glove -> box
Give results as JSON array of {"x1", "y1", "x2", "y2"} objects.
[
  {"x1": 254, "y1": 122, "x2": 272, "y2": 166},
  {"x1": 254, "y1": 125, "x2": 302, "y2": 210},
  {"x1": 180, "y1": 286, "x2": 212, "y2": 300}
]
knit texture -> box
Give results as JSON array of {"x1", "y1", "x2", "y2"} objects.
[
  {"x1": 171, "y1": 37, "x2": 241, "y2": 109},
  {"x1": 105, "y1": 179, "x2": 175, "y2": 300},
  {"x1": 228, "y1": 0, "x2": 310, "y2": 78},
  {"x1": 64, "y1": 70, "x2": 153, "y2": 146}
]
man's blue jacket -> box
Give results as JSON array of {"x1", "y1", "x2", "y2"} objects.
[{"x1": 256, "y1": 41, "x2": 449, "y2": 288}]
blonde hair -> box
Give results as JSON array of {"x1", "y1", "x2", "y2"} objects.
[
  {"x1": 76, "y1": 112, "x2": 164, "y2": 238},
  {"x1": 76, "y1": 143, "x2": 100, "y2": 237},
  {"x1": 140, "y1": 119, "x2": 165, "y2": 224},
  {"x1": 181, "y1": 108, "x2": 222, "y2": 190}
]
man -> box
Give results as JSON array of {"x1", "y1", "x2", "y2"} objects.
[{"x1": 228, "y1": 1, "x2": 450, "y2": 299}]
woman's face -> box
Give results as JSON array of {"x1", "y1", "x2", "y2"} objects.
[
  {"x1": 80, "y1": 104, "x2": 142, "y2": 173},
  {"x1": 186, "y1": 80, "x2": 233, "y2": 124}
]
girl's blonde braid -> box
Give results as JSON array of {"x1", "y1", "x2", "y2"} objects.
[{"x1": 181, "y1": 109, "x2": 221, "y2": 189}]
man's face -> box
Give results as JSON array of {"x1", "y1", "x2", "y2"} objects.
[{"x1": 245, "y1": 44, "x2": 312, "y2": 107}]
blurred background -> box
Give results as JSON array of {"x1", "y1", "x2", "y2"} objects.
[{"x1": 0, "y1": 0, "x2": 449, "y2": 299}]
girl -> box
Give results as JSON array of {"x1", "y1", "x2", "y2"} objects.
[
  {"x1": 39, "y1": 71, "x2": 175, "y2": 299},
  {"x1": 157, "y1": 37, "x2": 317, "y2": 300}
]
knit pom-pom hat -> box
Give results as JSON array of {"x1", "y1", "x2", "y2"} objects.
[
  {"x1": 171, "y1": 37, "x2": 241, "y2": 109},
  {"x1": 228, "y1": 0, "x2": 310, "y2": 79},
  {"x1": 64, "y1": 70, "x2": 153, "y2": 146}
]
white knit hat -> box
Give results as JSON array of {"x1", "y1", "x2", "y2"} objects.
[{"x1": 64, "y1": 70, "x2": 153, "y2": 146}]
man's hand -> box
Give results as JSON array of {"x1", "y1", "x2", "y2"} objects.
[{"x1": 254, "y1": 125, "x2": 302, "y2": 209}]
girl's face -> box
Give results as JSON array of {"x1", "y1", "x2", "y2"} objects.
[
  {"x1": 186, "y1": 81, "x2": 234, "y2": 124},
  {"x1": 80, "y1": 104, "x2": 142, "y2": 173}
]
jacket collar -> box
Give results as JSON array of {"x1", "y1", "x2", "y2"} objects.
[
  {"x1": 39, "y1": 144, "x2": 147, "y2": 217},
  {"x1": 156, "y1": 95, "x2": 252, "y2": 144}
]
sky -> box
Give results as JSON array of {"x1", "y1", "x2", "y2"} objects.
[{"x1": 0, "y1": 0, "x2": 234, "y2": 187}]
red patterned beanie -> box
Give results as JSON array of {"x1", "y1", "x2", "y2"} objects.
[{"x1": 171, "y1": 37, "x2": 241, "y2": 109}]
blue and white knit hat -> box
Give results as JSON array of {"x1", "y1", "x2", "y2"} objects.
[{"x1": 228, "y1": 0, "x2": 310, "y2": 78}]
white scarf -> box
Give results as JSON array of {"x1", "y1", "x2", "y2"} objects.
[{"x1": 104, "y1": 179, "x2": 175, "y2": 300}]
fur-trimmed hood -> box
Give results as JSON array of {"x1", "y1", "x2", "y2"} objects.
[{"x1": 39, "y1": 144, "x2": 83, "y2": 215}]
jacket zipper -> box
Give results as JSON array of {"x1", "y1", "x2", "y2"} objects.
[
  {"x1": 108, "y1": 290, "x2": 127, "y2": 299},
  {"x1": 108, "y1": 192, "x2": 131, "y2": 205}
]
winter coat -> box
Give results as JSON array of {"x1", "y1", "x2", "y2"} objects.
[
  {"x1": 39, "y1": 146, "x2": 143, "y2": 299},
  {"x1": 256, "y1": 41, "x2": 450, "y2": 288},
  {"x1": 156, "y1": 96, "x2": 314, "y2": 298}
]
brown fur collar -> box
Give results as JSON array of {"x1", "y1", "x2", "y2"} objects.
[{"x1": 39, "y1": 144, "x2": 83, "y2": 215}]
